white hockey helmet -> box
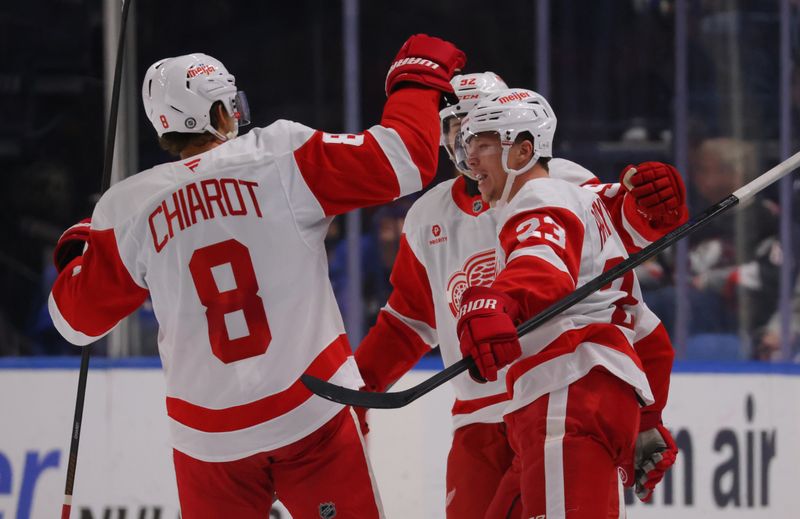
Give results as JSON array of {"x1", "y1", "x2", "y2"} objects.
[
  {"x1": 141, "y1": 53, "x2": 250, "y2": 141},
  {"x1": 455, "y1": 88, "x2": 557, "y2": 205},
  {"x1": 439, "y1": 72, "x2": 508, "y2": 160}
]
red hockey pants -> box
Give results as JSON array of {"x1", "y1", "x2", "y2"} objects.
[
  {"x1": 487, "y1": 367, "x2": 640, "y2": 518},
  {"x1": 445, "y1": 421, "x2": 521, "y2": 518},
  {"x1": 173, "y1": 407, "x2": 383, "y2": 518}
]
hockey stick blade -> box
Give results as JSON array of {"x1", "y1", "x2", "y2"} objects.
[{"x1": 303, "y1": 151, "x2": 800, "y2": 409}]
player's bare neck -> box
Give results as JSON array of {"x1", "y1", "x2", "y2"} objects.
[
  {"x1": 508, "y1": 163, "x2": 548, "y2": 201},
  {"x1": 180, "y1": 140, "x2": 223, "y2": 160}
]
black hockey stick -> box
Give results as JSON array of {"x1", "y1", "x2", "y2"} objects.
[
  {"x1": 62, "y1": 1, "x2": 134, "y2": 517},
  {"x1": 301, "y1": 151, "x2": 800, "y2": 409}
]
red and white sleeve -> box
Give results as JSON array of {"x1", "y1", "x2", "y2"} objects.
[
  {"x1": 492, "y1": 207, "x2": 585, "y2": 320},
  {"x1": 589, "y1": 182, "x2": 681, "y2": 253},
  {"x1": 355, "y1": 233, "x2": 436, "y2": 392},
  {"x1": 633, "y1": 321, "x2": 675, "y2": 429},
  {"x1": 48, "y1": 226, "x2": 149, "y2": 346},
  {"x1": 293, "y1": 87, "x2": 441, "y2": 216}
]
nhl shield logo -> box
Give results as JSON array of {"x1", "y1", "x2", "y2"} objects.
[
  {"x1": 319, "y1": 502, "x2": 337, "y2": 518},
  {"x1": 472, "y1": 199, "x2": 484, "y2": 213}
]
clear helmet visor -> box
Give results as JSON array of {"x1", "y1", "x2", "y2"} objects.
[
  {"x1": 454, "y1": 130, "x2": 503, "y2": 179},
  {"x1": 210, "y1": 90, "x2": 251, "y2": 142},
  {"x1": 441, "y1": 114, "x2": 463, "y2": 162},
  {"x1": 231, "y1": 90, "x2": 251, "y2": 127}
]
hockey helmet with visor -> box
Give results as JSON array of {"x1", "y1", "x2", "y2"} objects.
[
  {"x1": 142, "y1": 53, "x2": 250, "y2": 142},
  {"x1": 439, "y1": 72, "x2": 508, "y2": 163},
  {"x1": 454, "y1": 88, "x2": 557, "y2": 205}
]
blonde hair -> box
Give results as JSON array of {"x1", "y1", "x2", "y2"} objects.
[{"x1": 697, "y1": 137, "x2": 758, "y2": 181}]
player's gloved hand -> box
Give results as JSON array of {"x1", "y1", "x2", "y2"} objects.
[
  {"x1": 456, "y1": 286, "x2": 521, "y2": 383},
  {"x1": 623, "y1": 423, "x2": 678, "y2": 502},
  {"x1": 385, "y1": 34, "x2": 466, "y2": 95},
  {"x1": 621, "y1": 162, "x2": 687, "y2": 227},
  {"x1": 53, "y1": 218, "x2": 92, "y2": 273}
]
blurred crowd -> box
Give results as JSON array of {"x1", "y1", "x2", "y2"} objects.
[{"x1": 638, "y1": 137, "x2": 799, "y2": 362}]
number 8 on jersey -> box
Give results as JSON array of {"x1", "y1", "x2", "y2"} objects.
[{"x1": 189, "y1": 239, "x2": 271, "y2": 363}]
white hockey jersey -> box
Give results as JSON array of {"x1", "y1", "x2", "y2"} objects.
[
  {"x1": 494, "y1": 177, "x2": 654, "y2": 415},
  {"x1": 48, "y1": 87, "x2": 442, "y2": 461},
  {"x1": 356, "y1": 159, "x2": 675, "y2": 430}
]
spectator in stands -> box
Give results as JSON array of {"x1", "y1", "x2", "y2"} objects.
[
  {"x1": 328, "y1": 198, "x2": 414, "y2": 331},
  {"x1": 755, "y1": 275, "x2": 800, "y2": 361},
  {"x1": 643, "y1": 138, "x2": 782, "y2": 352}
]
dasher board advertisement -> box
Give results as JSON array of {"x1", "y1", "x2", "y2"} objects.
[{"x1": 0, "y1": 358, "x2": 798, "y2": 518}]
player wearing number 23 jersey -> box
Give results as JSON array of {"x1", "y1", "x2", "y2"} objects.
[
  {"x1": 455, "y1": 88, "x2": 675, "y2": 517},
  {"x1": 49, "y1": 37, "x2": 467, "y2": 518},
  {"x1": 356, "y1": 73, "x2": 682, "y2": 518}
]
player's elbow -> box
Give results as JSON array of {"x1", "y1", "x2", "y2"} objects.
[{"x1": 47, "y1": 294, "x2": 110, "y2": 347}]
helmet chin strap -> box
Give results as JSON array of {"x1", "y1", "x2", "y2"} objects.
[
  {"x1": 205, "y1": 122, "x2": 238, "y2": 142},
  {"x1": 205, "y1": 103, "x2": 240, "y2": 142},
  {"x1": 493, "y1": 146, "x2": 539, "y2": 208}
]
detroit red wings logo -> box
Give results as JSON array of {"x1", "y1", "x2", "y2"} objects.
[{"x1": 446, "y1": 249, "x2": 496, "y2": 316}]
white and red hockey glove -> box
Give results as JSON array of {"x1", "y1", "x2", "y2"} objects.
[
  {"x1": 456, "y1": 286, "x2": 521, "y2": 383},
  {"x1": 621, "y1": 162, "x2": 688, "y2": 227},
  {"x1": 385, "y1": 34, "x2": 466, "y2": 95},
  {"x1": 622, "y1": 423, "x2": 678, "y2": 502},
  {"x1": 53, "y1": 218, "x2": 91, "y2": 273}
]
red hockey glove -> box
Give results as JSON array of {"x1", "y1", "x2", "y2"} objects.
[
  {"x1": 456, "y1": 286, "x2": 521, "y2": 383},
  {"x1": 622, "y1": 423, "x2": 678, "y2": 502},
  {"x1": 53, "y1": 218, "x2": 92, "y2": 273},
  {"x1": 621, "y1": 162, "x2": 687, "y2": 227},
  {"x1": 385, "y1": 34, "x2": 466, "y2": 95}
]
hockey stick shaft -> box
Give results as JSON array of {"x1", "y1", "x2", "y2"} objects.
[
  {"x1": 62, "y1": 1, "x2": 133, "y2": 517},
  {"x1": 301, "y1": 150, "x2": 800, "y2": 409}
]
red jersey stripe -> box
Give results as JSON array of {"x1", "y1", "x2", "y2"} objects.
[
  {"x1": 451, "y1": 392, "x2": 510, "y2": 416},
  {"x1": 166, "y1": 334, "x2": 351, "y2": 433}
]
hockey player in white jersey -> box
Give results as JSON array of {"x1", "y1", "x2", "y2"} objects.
[
  {"x1": 452, "y1": 88, "x2": 679, "y2": 517},
  {"x1": 48, "y1": 35, "x2": 465, "y2": 518},
  {"x1": 355, "y1": 75, "x2": 682, "y2": 518}
]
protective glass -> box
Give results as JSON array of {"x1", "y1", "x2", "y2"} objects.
[{"x1": 441, "y1": 115, "x2": 463, "y2": 160}]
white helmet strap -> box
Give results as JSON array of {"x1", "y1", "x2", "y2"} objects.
[
  {"x1": 494, "y1": 145, "x2": 540, "y2": 207},
  {"x1": 202, "y1": 103, "x2": 239, "y2": 142},
  {"x1": 205, "y1": 124, "x2": 230, "y2": 142},
  {"x1": 500, "y1": 145, "x2": 540, "y2": 177}
]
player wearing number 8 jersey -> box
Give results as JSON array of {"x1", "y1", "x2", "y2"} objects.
[{"x1": 48, "y1": 36, "x2": 466, "y2": 518}]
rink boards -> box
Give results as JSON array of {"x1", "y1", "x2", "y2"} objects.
[{"x1": 1, "y1": 357, "x2": 798, "y2": 518}]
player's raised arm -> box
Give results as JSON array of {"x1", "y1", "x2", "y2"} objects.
[
  {"x1": 595, "y1": 162, "x2": 688, "y2": 252},
  {"x1": 556, "y1": 158, "x2": 688, "y2": 253},
  {"x1": 292, "y1": 34, "x2": 465, "y2": 215}
]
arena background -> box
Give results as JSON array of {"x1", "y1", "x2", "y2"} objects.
[{"x1": 2, "y1": 0, "x2": 800, "y2": 517}]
